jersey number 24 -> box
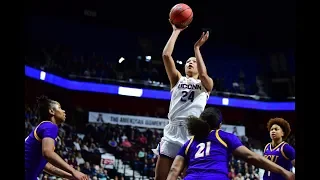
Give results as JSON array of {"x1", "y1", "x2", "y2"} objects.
[{"x1": 181, "y1": 91, "x2": 195, "y2": 102}]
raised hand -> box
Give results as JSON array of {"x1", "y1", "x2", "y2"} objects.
[{"x1": 194, "y1": 31, "x2": 209, "y2": 48}]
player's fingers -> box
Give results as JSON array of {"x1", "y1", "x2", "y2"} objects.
[
  {"x1": 203, "y1": 31, "x2": 209, "y2": 39},
  {"x1": 168, "y1": 19, "x2": 174, "y2": 25},
  {"x1": 198, "y1": 35, "x2": 204, "y2": 42}
]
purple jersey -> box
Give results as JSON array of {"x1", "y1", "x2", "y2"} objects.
[
  {"x1": 177, "y1": 129, "x2": 243, "y2": 180},
  {"x1": 263, "y1": 141, "x2": 295, "y2": 180},
  {"x1": 25, "y1": 121, "x2": 59, "y2": 180}
]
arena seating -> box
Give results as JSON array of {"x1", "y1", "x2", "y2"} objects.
[{"x1": 24, "y1": 16, "x2": 295, "y2": 99}]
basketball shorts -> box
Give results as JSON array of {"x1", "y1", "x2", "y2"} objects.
[{"x1": 152, "y1": 121, "x2": 190, "y2": 159}]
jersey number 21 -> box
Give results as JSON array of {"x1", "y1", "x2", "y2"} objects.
[
  {"x1": 181, "y1": 91, "x2": 195, "y2": 102},
  {"x1": 195, "y1": 142, "x2": 211, "y2": 159}
]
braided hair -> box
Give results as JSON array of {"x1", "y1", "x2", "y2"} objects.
[{"x1": 36, "y1": 95, "x2": 58, "y2": 121}]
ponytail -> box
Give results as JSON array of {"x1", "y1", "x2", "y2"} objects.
[{"x1": 187, "y1": 116, "x2": 211, "y2": 140}]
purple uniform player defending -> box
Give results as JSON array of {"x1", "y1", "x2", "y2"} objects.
[
  {"x1": 25, "y1": 96, "x2": 88, "y2": 180},
  {"x1": 166, "y1": 107, "x2": 295, "y2": 180},
  {"x1": 263, "y1": 118, "x2": 295, "y2": 180}
]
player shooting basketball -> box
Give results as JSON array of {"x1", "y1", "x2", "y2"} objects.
[{"x1": 153, "y1": 18, "x2": 213, "y2": 180}]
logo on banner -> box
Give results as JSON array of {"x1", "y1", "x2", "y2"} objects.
[
  {"x1": 88, "y1": 112, "x2": 245, "y2": 136},
  {"x1": 89, "y1": 112, "x2": 169, "y2": 129}
]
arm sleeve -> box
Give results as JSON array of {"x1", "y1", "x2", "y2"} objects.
[
  {"x1": 37, "y1": 122, "x2": 59, "y2": 140},
  {"x1": 219, "y1": 131, "x2": 243, "y2": 152},
  {"x1": 282, "y1": 144, "x2": 295, "y2": 161}
]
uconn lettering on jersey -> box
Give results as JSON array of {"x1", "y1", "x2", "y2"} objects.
[{"x1": 178, "y1": 83, "x2": 202, "y2": 90}]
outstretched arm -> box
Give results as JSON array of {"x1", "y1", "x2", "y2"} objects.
[
  {"x1": 233, "y1": 146, "x2": 294, "y2": 179},
  {"x1": 42, "y1": 138, "x2": 89, "y2": 180},
  {"x1": 42, "y1": 138, "x2": 77, "y2": 175},
  {"x1": 162, "y1": 21, "x2": 186, "y2": 88},
  {"x1": 194, "y1": 31, "x2": 214, "y2": 92},
  {"x1": 166, "y1": 155, "x2": 186, "y2": 180},
  {"x1": 44, "y1": 162, "x2": 73, "y2": 179}
]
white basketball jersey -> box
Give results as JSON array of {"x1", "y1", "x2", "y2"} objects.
[{"x1": 168, "y1": 76, "x2": 209, "y2": 122}]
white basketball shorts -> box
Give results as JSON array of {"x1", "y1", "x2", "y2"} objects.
[{"x1": 152, "y1": 121, "x2": 190, "y2": 159}]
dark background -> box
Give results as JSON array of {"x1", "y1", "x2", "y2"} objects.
[
  {"x1": 24, "y1": 0, "x2": 296, "y2": 100},
  {"x1": 25, "y1": 0, "x2": 296, "y2": 49}
]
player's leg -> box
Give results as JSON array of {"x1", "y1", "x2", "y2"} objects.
[
  {"x1": 154, "y1": 155, "x2": 174, "y2": 180},
  {"x1": 154, "y1": 139, "x2": 182, "y2": 180}
]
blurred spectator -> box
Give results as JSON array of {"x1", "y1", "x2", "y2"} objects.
[
  {"x1": 228, "y1": 167, "x2": 236, "y2": 179},
  {"x1": 81, "y1": 162, "x2": 92, "y2": 175},
  {"x1": 121, "y1": 139, "x2": 132, "y2": 148},
  {"x1": 73, "y1": 138, "x2": 82, "y2": 151},
  {"x1": 76, "y1": 152, "x2": 85, "y2": 166},
  {"x1": 138, "y1": 134, "x2": 147, "y2": 145},
  {"x1": 121, "y1": 133, "x2": 128, "y2": 142},
  {"x1": 138, "y1": 148, "x2": 146, "y2": 160},
  {"x1": 108, "y1": 137, "x2": 118, "y2": 148}
]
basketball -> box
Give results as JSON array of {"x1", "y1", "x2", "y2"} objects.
[{"x1": 169, "y1": 3, "x2": 193, "y2": 28}]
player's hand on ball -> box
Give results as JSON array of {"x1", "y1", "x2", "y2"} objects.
[
  {"x1": 169, "y1": 19, "x2": 188, "y2": 31},
  {"x1": 194, "y1": 31, "x2": 209, "y2": 48}
]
